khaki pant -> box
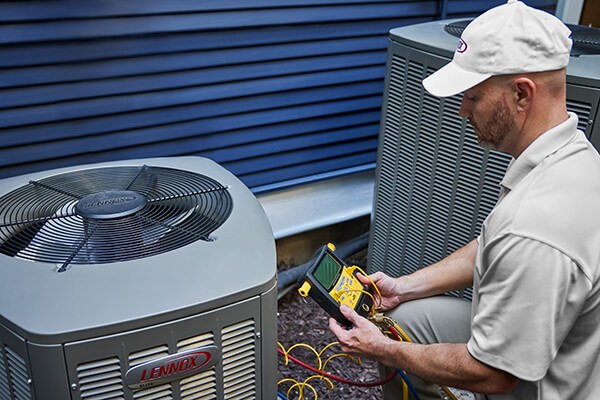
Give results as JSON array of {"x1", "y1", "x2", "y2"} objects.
[{"x1": 379, "y1": 295, "x2": 475, "y2": 400}]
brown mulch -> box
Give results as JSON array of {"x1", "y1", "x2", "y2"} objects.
[{"x1": 277, "y1": 249, "x2": 383, "y2": 400}]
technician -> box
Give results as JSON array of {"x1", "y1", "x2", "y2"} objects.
[{"x1": 329, "y1": 1, "x2": 600, "y2": 399}]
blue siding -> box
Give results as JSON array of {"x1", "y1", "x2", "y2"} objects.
[{"x1": 0, "y1": 0, "x2": 556, "y2": 192}]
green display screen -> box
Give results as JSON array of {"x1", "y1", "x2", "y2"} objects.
[{"x1": 313, "y1": 253, "x2": 342, "y2": 291}]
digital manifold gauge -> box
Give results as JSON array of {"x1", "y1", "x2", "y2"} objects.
[{"x1": 298, "y1": 243, "x2": 374, "y2": 327}]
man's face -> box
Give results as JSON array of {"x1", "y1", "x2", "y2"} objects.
[{"x1": 459, "y1": 78, "x2": 516, "y2": 152}]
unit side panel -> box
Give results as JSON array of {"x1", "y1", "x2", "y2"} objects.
[
  {"x1": 27, "y1": 344, "x2": 71, "y2": 400},
  {"x1": 259, "y1": 284, "x2": 278, "y2": 400}
]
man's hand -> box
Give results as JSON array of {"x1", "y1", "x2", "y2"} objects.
[
  {"x1": 328, "y1": 304, "x2": 391, "y2": 360},
  {"x1": 329, "y1": 306, "x2": 518, "y2": 395},
  {"x1": 357, "y1": 272, "x2": 403, "y2": 311}
]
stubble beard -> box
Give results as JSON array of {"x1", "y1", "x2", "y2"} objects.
[{"x1": 470, "y1": 98, "x2": 515, "y2": 151}]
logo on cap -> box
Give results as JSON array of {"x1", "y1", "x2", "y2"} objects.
[{"x1": 456, "y1": 39, "x2": 467, "y2": 53}]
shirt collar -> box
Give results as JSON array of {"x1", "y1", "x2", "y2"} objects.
[{"x1": 500, "y1": 112, "x2": 579, "y2": 192}]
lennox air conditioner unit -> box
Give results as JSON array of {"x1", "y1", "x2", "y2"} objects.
[
  {"x1": 0, "y1": 157, "x2": 277, "y2": 400},
  {"x1": 367, "y1": 20, "x2": 600, "y2": 299}
]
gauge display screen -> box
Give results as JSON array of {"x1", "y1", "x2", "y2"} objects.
[{"x1": 313, "y1": 253, "x2": 342, "y2": 291}]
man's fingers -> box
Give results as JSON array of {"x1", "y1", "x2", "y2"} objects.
[
  {"x1": 328, "y1": 317, "x2": 344, "y2": 336},
  {"x1": 369, "y1": 271, "x2": 387, "y2": 284},
  {"x1": 356, "y1": 272, "x2": 371, "y2": 286},
  {"x1": 329, "y1": 317, "x2": 352, "y2": 348},
  {"x1": 339, "y1": 304, "x2": 361, "y2": 325}
]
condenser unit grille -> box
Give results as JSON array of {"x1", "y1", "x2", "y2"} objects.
[
  {"x1": 0, "y1": 348, "x2": 10, "y2": 400},
  {"x1": 567, "y1": 98, "x2": 593, "y2": 133},
  {"x1": 76, "y1": 357, "x2": 124, "y2": 400},
  {"x1": 129, "y1": 346, "x2": 172, "y2": 400},
  {"x1": 65, "y1": 296, "x2": 262, "y2": 400},
  {"x1": 4, "y1": 346, "x2": 32, "y2": 400},
  {"x1": 0, "y1": 165, "x2": 232, "y2": 271},
  {"x1": 176, "y1": 332, "x2": 218, "y2": 400},
  {"x1": 369, "y1": 53, "x2": 512, "y2": 300},
  {"x1": 222, "y1": 320, "x2": 256, "y2": 400},
  {"x1": 76, "y1": 340, "x2": 227, "y2": 400}
]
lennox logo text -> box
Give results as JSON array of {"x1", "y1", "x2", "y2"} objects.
[
  {"x1": 140, "y1": 353, "x2": 201, "y2": 382},
  {"x1": 82, "y1": 196, "x2": 135, "y2": 209},
  {"x1": 125, "y1": 346, "x2": 219, "y2": 390}
]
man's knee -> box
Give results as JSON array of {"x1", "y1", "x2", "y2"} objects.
[{"x1": 384, "y1": 295, "x2": 471, "y2": 345}]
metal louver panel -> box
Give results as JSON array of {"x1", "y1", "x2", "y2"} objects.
[
  {"x1": 368, "y1": 44, "x2": 512, "y2": 301},
  {"x1": 177, "y1": 333, "x2": 217, "y2": 400},
  {"x1": 132, "y1": 385, "x2": 172, "y2": 400},
  {"x1": 179, "y1": 371, "x2": 216, "y2": 400},
  {"x1": 129, "y1": 346, "x2": 172, "y2": 400},
  {"x1": 76, "y1": 357, "x2": 124, "y2": 400},
  {"x1": 369, "y1": 54, "x2": 405, "y2": 274},
  {"x1": 0, "y1": 347, "x2": 10, "y2": 400},
  {"x1": 566, "y1": 98, "x2": 593, "y2": 134},
  {"x1": 4, "y1": 347, "x2": 31, "y2": 400},
  {"x1": 222, "y1": 320, "x2": 256, "y2": 400}
]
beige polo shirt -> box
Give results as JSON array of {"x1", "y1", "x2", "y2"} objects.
[{"x1": 467, "y1": 113, "x2": 600, "y2": 399}]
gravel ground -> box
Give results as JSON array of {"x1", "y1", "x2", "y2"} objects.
[{"x1": 276, "y1": 250, "x2": 475, "y2": 400}]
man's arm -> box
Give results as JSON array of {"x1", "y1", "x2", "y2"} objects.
[
  {"x1": 329, "y1": 305, "x2": 518, "y2": 394},
  {"x1": 381, "y1": 340, "x2": 518, "y2": 394},
  {"x1": 399, "y1": 239, "x2": 477, "y2": 300},
  {"x1": 366, "y1": 239, "x2": 478, "y2": 310}
]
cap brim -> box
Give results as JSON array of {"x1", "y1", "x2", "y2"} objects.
[{"x1": 422, "y1": 61, "x2": 492, "y2": 97}]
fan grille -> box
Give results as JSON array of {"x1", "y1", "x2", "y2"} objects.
[{"x1": 0, "y1": 165, "x2": 233, "y2": 271}]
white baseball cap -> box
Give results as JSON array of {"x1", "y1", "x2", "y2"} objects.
[{"x1": 422, "y1": 0, "x2": 572, "y2": 97}]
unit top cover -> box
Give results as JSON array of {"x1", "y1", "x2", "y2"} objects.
[{"x1": 0, "y1": 157, "x2": 276, "y2": 343}]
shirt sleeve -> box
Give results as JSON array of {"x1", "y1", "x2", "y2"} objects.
[{"x1": 467, "y1": 233, "x2": 591, "y2": 381}]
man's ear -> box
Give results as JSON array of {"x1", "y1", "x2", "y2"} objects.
[{"x1": 512, "y1": 77, "x2": 535, "y2": 112}]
